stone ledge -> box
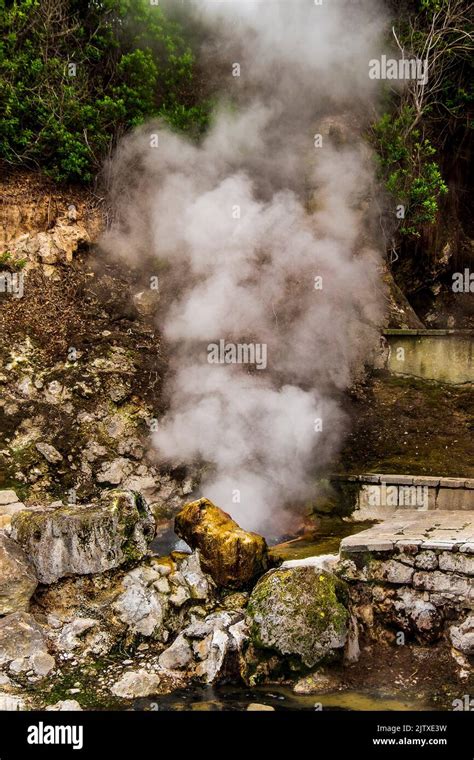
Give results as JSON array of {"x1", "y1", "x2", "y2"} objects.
[
  {"x1": 340, "y1": 511, "x2": 474, "y2": 555},
  {"x1": 383, "y1": 328, "x2": 474, "y2": 336},
  {"x1": 333, "y1": 474, "x2": 470, "y2": 489}
]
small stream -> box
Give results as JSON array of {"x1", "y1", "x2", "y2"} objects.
[
  {"x1": 135, "y1": 683, "x2": 429, "y2": 712},
  {"x1": 151, "y1": 517, "x2": 376, "y2": 561}
]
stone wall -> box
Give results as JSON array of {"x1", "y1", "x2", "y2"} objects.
[
  {"x1": 381, "y1": 329, "x2": 474, "y2": 385},
  {"x1": 338, "y1": 511, "x2": 473, "y2": 672},
  {"x1": 332, "y1": 474, "x2": 474, "y2": 520}
]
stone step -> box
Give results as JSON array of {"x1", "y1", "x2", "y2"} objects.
[
  {"x1": 340, "y1": 510, "x2": 474, "y2": 555},
  {"x1": 331, "y1": 474, "x2": 474, "y2": 517}
]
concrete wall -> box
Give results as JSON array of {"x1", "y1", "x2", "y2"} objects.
[
  {"x1": 383, "y1": 329, "x2": 474, "y2": 385},
  {"x1": 332, "y1": 474, "x2": 474, "y2": 520}
]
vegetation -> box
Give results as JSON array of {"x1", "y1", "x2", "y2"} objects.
[
  {"x1": 0, "y1": 0, "x2": 471, "y2": 252},
  {"x1": 372, "y1": 106, "x2": 448, "y2": 236},
  {"x1": 371, "y1": 0, "x2": 473, "y2": 241},
  {"x1": 0, "y1": 0, "x2": 211, "y2": 183}
]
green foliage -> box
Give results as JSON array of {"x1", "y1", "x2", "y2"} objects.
[
  {"x1": 0, "y1": 251, "x2": 27, "y2": 270},
  {"x1": 419, "y1": 0, "x2": 442, "y2": 11},
  {"x1": 0, "y1": 0, "x2": 211, "y2": 183},
  {"x1": 372, "y1": 106, "x2": 448, "y2": 237},
  {"x1": 371, "y1": 1, "x2": 472, "y2": 241}
]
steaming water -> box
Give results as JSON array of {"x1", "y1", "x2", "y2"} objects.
[{"x1": 101, "y1": 0, "x2": 387, "y2": 533}]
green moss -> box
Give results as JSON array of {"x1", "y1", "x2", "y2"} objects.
[
  {"x1": 33, "y1": 660, "x2": 123, "y2": 710},
  {"x1": 248, "y1": 568, "x2": 349, "y2": 669}
]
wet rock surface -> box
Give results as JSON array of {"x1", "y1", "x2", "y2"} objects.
[{"x1": 175, "y1": 498, "x2": 269, "y2": 589}]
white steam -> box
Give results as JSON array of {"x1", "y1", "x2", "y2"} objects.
[{"x1": 101, "y1": 0, "x2": 386, "y2": 533}]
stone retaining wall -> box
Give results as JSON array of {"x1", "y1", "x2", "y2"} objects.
[
  {"x1": 338, "y1": 512, "x2": 473, "y2": 668},
  {"x1": 332, "y1": 474, "x2": 474, "y2": 520},
  {"x1": 381, "y1": 329, "x2": 474, "y2": 385}
]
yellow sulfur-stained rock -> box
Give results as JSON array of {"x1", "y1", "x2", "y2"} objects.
[{"x1": 175, "y1": 498, "x2": 268, "y2": 589}]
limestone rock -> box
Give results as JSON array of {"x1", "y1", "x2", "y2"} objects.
[
  {"x1": 0, "y1": 490, "x2": 26, "y2": 527},
  {"x1": 158, "y1": 610, "x2": 248, "y2": 684},
  {"x1": 0, "y1": 534, "x2": 37, "y2": 614},
  {"x1": 367, "y1": 559, "x2": 414, "y2": 585},
  {"x1": 111, "y1": 669, "x2": 162, "y2": 699},
  {"x1": 0, "y1": 491, "x2": 21, "y2": 506},
  {"x1": 0, "y1": 490, "x2": 26, "y2": 519},
  {"x1": 10, "y1": 490, "x2": 155, "y2": 584},
  {"x1": 413, "y1": 571, "x2": 471, "y2": 596},
  {"x1": 247, "y1": 567, "x2": 349, "y2": 668},
  {"x1": 178, "y1": 551, "x2": 212, "y2": 600},
  {"x1": 35, "y1": 442, "x2": 63, "y2": 464},
  {"x1": 113, "y1": 565, "x2": 167, "y2": 638},
  {"x1": 414, "y1": 551, "x2": 438, "y2": 571},
  {"x1": 438, "y1": 552, "x2": 474, "y2": 576},
  {"x1": 133, "y1": 290, "x2": 160, "y2": 318},
  {"x1": 57, "y1": 618, "x2": 98, "y2": 652},
  {"x1": 394, "y1": 589, "x2": 443, "y2": 641},
  {"x1": 158, "y1": 633, "x2": 193, "y2": 670},
  {"x1": 0, "y1": 693, "x2": 26, "y2": 710},
  {"x1": 450, "y1": 616, "x2": 474, "y2": 655},
  {"x1": 0, "y1": 612, "x2": 48, "y2": 669},
  {"x1": 46, "y1": 700, "x2": 83, "y2": 711},
  {"x1": 175, "y1": 498, "x2": 268, "y2": 589},
  {"x1": 96, "y1": 458, "x2": 133, "y2": 485},
  {"x1": 30, "y1": 651, "x2": 55, "y2": 676}
]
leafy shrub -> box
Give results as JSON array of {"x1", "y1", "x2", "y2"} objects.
[
  {"x1": 372, "y1": 106, "x2": 448, "y2": 237},
  {"x1": 0, "y1": 0, "x2": 211, "y2": 183}
]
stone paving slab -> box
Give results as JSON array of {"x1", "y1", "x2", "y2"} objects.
[
  {"x1": 333, "y1": 474, "x2": 471, "y2": 488},
  {"x1": 341, "y1": 511, "x2": 473, "y2": 554}
]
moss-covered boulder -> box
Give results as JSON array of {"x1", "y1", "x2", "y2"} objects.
[
  {"x1": 174, "y1": 498, "x2": 268, "y2": 589},
  {"x1": 247, "y1": 567, "x2": 349, "y2": 668},
  {"x1": 10, "y1": 490, "x2": 155, "y2": 584},
  {"x1": 0, "y1": 534, "x2": 38, "y2": 614}
]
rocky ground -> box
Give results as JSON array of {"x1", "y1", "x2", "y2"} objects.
[
  {"x1": 0, "y1": 170, "x2": 203, "y2": 535},
  {"x1": 0, "y1": 492, "x2": 472, "y2": 711},
  {"x1": 1, "y1": 171, "x2": 472, "y2": 712}
]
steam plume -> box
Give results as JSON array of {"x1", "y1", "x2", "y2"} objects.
[{"x1": 101, "y1": 0, "x2": 386, "y2": 533}]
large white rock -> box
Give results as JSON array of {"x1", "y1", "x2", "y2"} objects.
[
  {"x1": 0, "y1": 692, "x2": 26, "y2": 710},
  {"x1": 158, "y1": 634, "x2": 193, "y2": 670},
  {"x1": 450, "y1": 616, "x2": 474, "y2": 655},
  {"x1": 45, "y1": 700, "x2": 83, "y2": 711},
  {"x1": 0, "y1": 612, "x2": 49, "y2": 669},
  {"x1": 159, "y1": 610, "x2": 248, "y2": 684},
  {"x1": 0, "y1": 534, "x2": 37, "y2": 614},
  {"x1": 438, "y1": 552, "x2": 474, "y2": 576},
  {"x1": 10, "y1": 490, "x2": 155, "y2": 584},
  {"x1": 111, "y1": 669, "x2": 162, "y2": 699}
]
